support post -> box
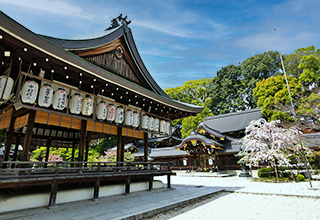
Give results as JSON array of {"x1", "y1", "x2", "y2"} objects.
[
  {"x1": 49, "y1": 179, "x2": 58, "y2": 207},
  {"x1": 167, "y1": 174, "x2": 171, "y2": 188},
  {"x1": 144, "y1": 132, "x2": 148, "y2": 162},
  {"x1": 71, "y1": 141, "x2": 76, "y2": 167},
  {"x1": 149, "y1": 175, "x2": 153, "y2": 191},
  {"x1": 117, "y1": 127, "x2": 124, "y2": 163},
  {"x1": 44, "y1": 138, "x2": 51, "y2": 168},
  {"x1": 84, "y1": 135, "x2": 89, "y2": 167},
  {"x1": 78, "y1": 120, "x2": 87, "y2": 163},
  {"x1": 21, "y1": 110, "x2": 36, "y2": 162},
  {"x1": 93, "y1": 177, "x2": 100, "y2": 199},
  {"x1": 11, "y1": 130, "x2": 21, "y2": 168},
  {"x1": 125, "y1": 175, "x2": 131, "y2": 194},
  {"x1": 2, "y1": 114, "x2": 16, "y2": 168}
]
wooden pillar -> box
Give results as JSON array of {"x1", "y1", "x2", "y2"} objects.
[
  {"x1": 144, "y1": 132, "x2": 148, "y2": 162},
  {"x1": 3, "y1": 114, "x2": 16, "y2": 168},
  {"x1": 11, "y1": 131, "x2": 21, "y2": 168},
  {"x1": 84, "y1": 136, "x2": 89, "y2": 167},
  {"x1": 71, "y1": 141, "x2": 76, "y2": 161},
  {"x1": 125, "y1": 175, "x2": 131, "y2": 194},
  {"x1": 93, "y1": 177, "x2": 100, "y2": 199},
  {"x1": 78, "y1": 120, "x2": 87, "y2": 163},
  {"x1": 167, "y1": 174, "x2": 171, "y2": 188},
  {"x1": 188, "y1": 157, "x2": 191, "y2": 172},
  {"x1": 44, "y1": 138, "x2": 51, "y2": 168},
  {"x1": 49, "y1": 179, "x2": 58, "y2": 207},
  {"x1": 148, "y1": 175, "x2": 153, "y2": 191},
  {"x1": 21, "y1": 110, "x2": 36, "y2": 162},
  {"x1": 117, "y1": 127, "x2": 124, "y2": 163}
]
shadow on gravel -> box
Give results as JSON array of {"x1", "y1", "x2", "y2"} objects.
[
  {"x1": 146, "y1": 185, "x2": 244, "y2": 220},
  {"x1": 147, "y1": 191, "x2": 234, "y2": 220}
]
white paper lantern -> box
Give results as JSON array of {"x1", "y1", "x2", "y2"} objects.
[
  {"x1": 160, "y1": 120, "x2": 166, "y2": 133},
  {"x1": 69, "y1": 92, "x2": 83, "y2": 114},
  {"x1": 21, "y1": 80, "x2": 39, "y2": 104},
  {"x1": 38, "y1": 84, "x2": 53, "y2": 107},
  {"x1": 142, "y1": 114, "x2": 149, "y2": 129},
  {"x1": 124, "y1": 109, "x2": 133, "y2": 126},
  {"x1": 0, "y1": 75, "x2": 14, "y2": 100},
  {"x1": 107, "y1": 104, "x2": 116, "y2": 121},
  {"x1": 52, "y1": 87, "x2": 67, "y2": 110},
  {"x1": 115, "y1": 106, "x2": 124, "y2": 124},
  {"x1": 148, "y1": 116, "x2": 154, "y2": 131},
  {"x1": 166, "y1": 121, "x2": 171, "y2": 135},
  {"x1": 154, "y1": 118, "x2": 159, "y2": 132},
  {"x1": 132, "y1": 111, "x2": 140, "y2": 128},
  {"x1": 96, "y1": 100, "x2": 108, "y2": 120},
  {"x1": 82, "y1": 95, "x2": 94, "y2": 116}
]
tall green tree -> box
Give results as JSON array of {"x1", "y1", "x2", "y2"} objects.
[
  {"x1": 209, "y1": 51, "x2": 281, "y2": 115},
  {"x1": 253, "y1": 75, "x2": 301, "y2": 121},
  {"x1": 298, "y1": 54, "x2": 320, "y2": 91},
  {"x1": 165, "y1": 78, "x2": 213, "y2": 106},
  {"x1": 284, "y1": 46, "x2": 320, "y2": 78},
  {"x1": 209, "y1": 65, "x2": 245, "y2": 115}
]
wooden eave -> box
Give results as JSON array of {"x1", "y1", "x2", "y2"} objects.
[{"x1": 0, "y1": 12, "x2": 203, "y2": 119}]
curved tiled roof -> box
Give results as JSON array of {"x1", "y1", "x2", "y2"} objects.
[
  {"x1": 175, "y1": 134, "x2": 225, "y2": 149},
  {"x1": 39, "y1": 26, "x2": 124, "y2": 50},
  {"x1": 204, "y1": 108, "x2": 263, "y2": 133},
  {"x1": 0, "y1": 12, "x2": 203, "y2": 115},
  {"x1": 39, "y1": 25, "x2": 168, "y2": 97}
]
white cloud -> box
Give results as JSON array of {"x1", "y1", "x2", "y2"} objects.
[{"x1": 0, "y1": 0, "x2": 94, "y2": 19}]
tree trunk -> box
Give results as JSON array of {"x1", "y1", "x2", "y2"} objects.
[{"x1": 274, "y1": 165, "x2": 279, "y2": 183}]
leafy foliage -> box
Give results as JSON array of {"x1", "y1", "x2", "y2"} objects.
[
  {"x1": 180, "y1": 107, "x2": 213, "y2": 138},
  {"x1": 165, "y1": 78, "x2": 213, "y2": 106},
  {"x1": 297, "y1": 174, "x2": 305, "y2": 181},
  {"x1": 253, "y1": 75, "x2": 301, "y2": 121},
  {"x1": 284, "y1": 46, "x2": 320, "y2": 78}
]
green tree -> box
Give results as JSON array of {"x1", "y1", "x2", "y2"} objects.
[
  {"x1": 180, "y1": 107, "x2": 213, "y2": 138},
  {"x1": 165, "y1": 78, "x2": 213, "y2": 106},
  {"x1": 209, "y1": 51, "x2": 281, "y2": 115},
  {"x1": 209, "y1": 65, "x2": 245, "y2": 115},
  {"x1": 253, "y1": 75, "x2": 301, "y2": 121},
  {"x1": 284, "y1": 46, "x2": 320, "y2": 78},
  {"x1": 298, "y1": 54, "x2": 320, "y2": 91}
]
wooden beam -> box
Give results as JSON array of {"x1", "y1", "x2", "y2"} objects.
[
  {"x1": 84, "y1": 136, "x2": 89, "y2": 167},
  {"x1": 117, "y1": 127, "x2": 124, "y2": 163},
  {"x1": 21, "y1": 110, "x2": 36, "y2": 161},
  {"x1": 3, "y1": 114, "x2": 16, "y2": 166},
  {"x1": 148, "y1": 175, "x2": 153, "y2": 191},
  {"x1": 125, "y1": 175, "x2": 131, "y2": 194},
  {"x1": 49, "y1": 179, "x2": 58, "y2": 207},
  {"x1": 71, "y1": 141, "x2": 76, "y2": 162},
  {"x1": 11, "y1": 131, "x2": 21, "y2": 168},
  {"x1": 144, "y1": 132, "x2": 148, "y2": 162},
  {"x1": 78, "y1": 120, "x2": 87, "y2": 162},
  {"x1": 93, "y1": 177, "x2": 100, "y2": 199},
  {"x1": 167, "y1": 174, "x2": 171, "y2": 188},
  {"x1": 44, "y1": 138, "x2": 51, "y2": 168}
]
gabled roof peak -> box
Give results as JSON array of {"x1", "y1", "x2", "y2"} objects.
[{"x1": 105, "y1": 14, "x2": 131, "y2": 33}]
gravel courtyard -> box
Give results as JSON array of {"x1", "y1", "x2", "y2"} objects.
[{"x1": 152, "y1": 172, "x2": 320, "y2": 220}]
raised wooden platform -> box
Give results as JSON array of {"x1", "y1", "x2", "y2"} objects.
[{"x1": 0, "y1": 161, "x2": 175, "y2": 207}]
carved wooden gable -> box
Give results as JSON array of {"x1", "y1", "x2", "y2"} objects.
[{"x1": 84, "y1": 49, "x2": 139, "y2": 84}]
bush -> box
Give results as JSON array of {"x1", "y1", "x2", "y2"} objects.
[
  {"x1": 258, "y1": 167, "x2": 273, "y2": 178},
  {"x1": 297, "y1": 174, "x2": 305, "y2": 181}
]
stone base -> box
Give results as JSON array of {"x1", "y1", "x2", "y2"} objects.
[{"x1": 239, "y1": 172, "x2": 251, "y2": 177}]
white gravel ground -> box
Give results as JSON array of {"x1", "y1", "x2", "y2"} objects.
[{"x1": 152, "y1": 172, "x2": 320, "y2": 220}]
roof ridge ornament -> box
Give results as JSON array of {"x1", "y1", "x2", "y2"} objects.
[{"x1": 105, "y1": 14, "x2": 131, "y2": 33}]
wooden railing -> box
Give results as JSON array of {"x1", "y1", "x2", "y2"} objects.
[{"x1": 0, "y1": 161, "x2": 173, "y2": 179}]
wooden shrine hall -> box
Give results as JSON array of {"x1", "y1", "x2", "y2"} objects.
[{"x1": 0, "y1": 12, "x2": 203, "y2": 209}]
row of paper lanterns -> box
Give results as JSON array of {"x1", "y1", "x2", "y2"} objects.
[{"x1": 14, "y1": 80, "x2": 171, "y2": 134}]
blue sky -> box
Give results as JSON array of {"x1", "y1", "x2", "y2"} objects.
[{"x1": 1, "y1": 0, "x2": 319, "y2": 90}]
